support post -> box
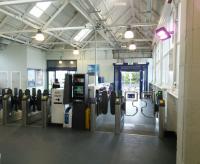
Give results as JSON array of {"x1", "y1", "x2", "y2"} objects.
[
  {"x1": 42, "y1": 96, "x2": 48, "y2": 128},
  {"x1": 115, "y1": 97, "x2": 123, "y2": 134},
  {"x1": 2, "y1": 95, "x2": 9, "y2": 125},
  {"x1": 22, "y1": 95, "x2": 29, "y2": 127},
  {"x1": 158, "y1": 100, "x2": 165, "y2": 138},
  {"x1": 90, "y1": 100, "x2": 96, "y2": 132}
]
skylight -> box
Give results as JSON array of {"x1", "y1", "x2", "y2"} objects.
[
  {"x1": 29, "y1": 2, "x2": 51, "y2": 18},
  {"x1": 73, "y1": 23, "x2": 92, "y2": 42}
]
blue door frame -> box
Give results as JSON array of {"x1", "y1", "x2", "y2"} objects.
[{"x1": 113, "y1": 63, "x2": 149, "y2": 98}]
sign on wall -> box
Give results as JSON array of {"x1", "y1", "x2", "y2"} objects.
[{"x1": 87, "y1": 64, "x2": 99, "y2": 75}]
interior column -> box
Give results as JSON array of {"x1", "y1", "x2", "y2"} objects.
[{"x1": 177, "y1": 0, "x2": 200, "y2": 163}]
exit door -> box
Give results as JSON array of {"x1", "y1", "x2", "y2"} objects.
[{"x1": 113, "y1": 63, "x2": 149, "y2": 98}]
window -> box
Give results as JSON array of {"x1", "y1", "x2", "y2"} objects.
[
  {"x1": 73, "y1": 23, "x2": 92, "y2": 42},
  {"x1": 29, "y1": 2, "x2": 51, "y2": 18}
]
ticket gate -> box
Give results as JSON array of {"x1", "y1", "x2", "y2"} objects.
[
  {"x1": 2, "y1": 89, "x2": 23, "y2": 125},
  {"x1": 22, "y1": 90, "x2": 51, "y2": 127},
  {"x1": 90, "y1": 89, "x2": 125, "y2": 134}
]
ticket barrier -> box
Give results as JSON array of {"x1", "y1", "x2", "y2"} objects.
[
  {"x1": 22, "y1": 93, "x2": 50, "y2": 127},
  {"x1": 115, "y1": 97, "x2": 125, "y2": 134},
  {"x1": 154, "y1": 91, "x2": 165, "y2": 138},
  {"x1": 158, "y1": 99, "x2": 165, "y2": 138},
  {"x1": 2, "y1": 89, "x2": 23, "y2": 125},
  {"x1": 141, "y1": 91, "x2": 154, "y2": 118}
]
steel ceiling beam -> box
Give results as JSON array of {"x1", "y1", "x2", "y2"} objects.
[
  {"x1": 85, "y1": 0, "x2": 119, "y2": 46},
  {"x1": 0, "y1": 0, "x2": 58, "y2": 6},
  {"x1": 49, "y1": 46, "x2": 152, "y2": 52},
  {"x1": 42, "y1": 0, "x2": 69, "y2": 29},
  {"x1": 0, "y1": 7, "x2": 73, "y2": 46},
  {"x1": 0, "y1": 8, "x2": 38, "y2": 28},
  {"x1": 44, "y1": 11, "x2": 80, "y2": 48},
  {"x1": 70, "y1": 0, "x2": 115, "y2": 47},
  {"x1": 0, "y1": 34, "x2": 47, "y2": 50},
  {"x1": 0, "y1": 23, "x2": 157, "y2": 34},
  {"x1": 34, "y1": 39, "x2": 152, "y2": 45}
]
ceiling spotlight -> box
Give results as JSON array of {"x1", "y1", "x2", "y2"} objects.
[
  {"x1": 34, "y1": 30, "x2": 44, "y2": 41},
  {"x1": 129, "y1": 43, "x2": 136, "y2": 50},
  {"x1": 155, "y1": 27, "x2": 171, "y2": 40},
  {"x1": 124, "y1": 27, "x2": 134, "y2": 39},
  {"x1": 73, "y1": 47, "x2": 79, "y2": 55},
  {"x1": 59, "y1": 56, "x2": 62, "y2": 64}
]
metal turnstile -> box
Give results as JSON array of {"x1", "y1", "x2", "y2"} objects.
[
  {"x1": 115, "y1": 97, "x2": 125, "y2": 134},
  {"x1": 2, "y1": 94, "x2": 23, "y2": 126},
  {"x1": 158, "y1": 100, "x2": 165, "y2": 138},
  {"x1": 22, "y1": 95, "x2": 50, "y2": 128},
  {"x1": 90, "y1": 99, "x2": 96, "y2": 132}
]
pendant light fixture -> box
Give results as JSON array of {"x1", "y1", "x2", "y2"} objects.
[
  {"x1": 59, "y1": 56, "x2": 62, "y2": 64},
  {"x1": 129, "y1": 43, "x2": 136, "y2": 50},
  {"x1": 34, "y1": 30, "x2": 45, "y2": 41},
  {"x1": 124, "y1": 26, "x2": 134, "y2": 39},
  {"x1": 73, "y1": 47, "x2": 79, "y2": 55}
]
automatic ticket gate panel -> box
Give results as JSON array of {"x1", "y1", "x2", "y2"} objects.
[{"x1": 51, "y1": 89, "x2": 64, "y2": 124}]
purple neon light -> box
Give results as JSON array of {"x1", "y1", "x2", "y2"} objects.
[{"x1": 155, "y1": 27, "x2": 171, "y2": 40}]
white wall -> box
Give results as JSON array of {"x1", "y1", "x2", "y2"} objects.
[
  {"x1": 27, "y1": 46, "x2": 47, "y2": 90},
  {"x1": 0, "y1": 44, "x2": 27, "y2": 89},
  {"x1": 0, "y1": 44, "x2": 47, "y2": 91}
]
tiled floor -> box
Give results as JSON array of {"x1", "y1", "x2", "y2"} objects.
[{"x1": 0, "y1": 126, "x2": 176, "y2": 164}]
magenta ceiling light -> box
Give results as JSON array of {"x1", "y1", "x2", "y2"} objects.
[{"x1": 155, "y1": 27, "x2": 171, "y2": 41}]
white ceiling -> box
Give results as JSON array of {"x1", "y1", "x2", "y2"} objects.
[{"x1": 0, "y1": 0, "x2": 165, "y2": 51}]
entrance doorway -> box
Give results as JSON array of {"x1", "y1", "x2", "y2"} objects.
[
  {"x1": 121, "y1": 71, "x2": 140, "y2": 94},
  {"x1": 48, "y1": 70, "x2": 75, "y2": 90},
  {"x1": 114, "y1": 63, "x2": 156, "y2": 136}
]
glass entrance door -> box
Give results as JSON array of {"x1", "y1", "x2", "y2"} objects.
[{"x1": 48, "y1": 70, "x2": 76, "y2": 90}]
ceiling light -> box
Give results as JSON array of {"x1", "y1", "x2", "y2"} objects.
[
  {"x1": 34, "y1": 30, "x2": 44, "y2": 41},
  {"x1": 129, "y1": 43, "x2": 136, "y2": 50},
  {"x1": 73, "y1": 48, "x2": 79, "y2": 55},
  {"x1": 124, "y1": 27, "x2": 134, "y2": 39},
  {"x1": 70, "y1": 61, "x2": 74, "y2": 64},
  {"x1": 59, "y1": 56, "x2": 62, "y2": 64},
  {"x1": 155, "y1": 27, "x2": 171, "y2": 40}
]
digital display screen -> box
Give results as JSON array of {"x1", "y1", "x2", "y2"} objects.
[
  {"x1": 73, "y1": 86, "x2": 84, "y2": 94},
  {"x1": 74, "y1": 78, "x2": 84, "y2": 83},
  {"x1": 127, "y1": 93, "x2": 135, "y2": 99}
]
